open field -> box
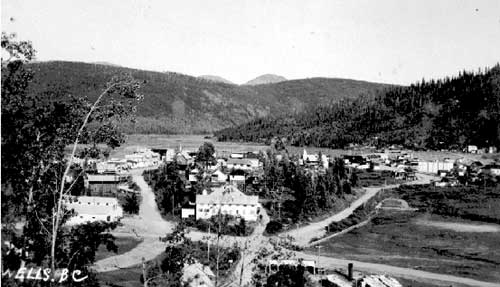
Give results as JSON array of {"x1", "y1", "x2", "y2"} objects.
[
  {"x1": 95, "y1": 236, "x2": 143, "y2": 262},
  {"x1": 309, "y1": 211, "x2": 500, "y2": 283},
  {"x1": 356, "y1": 170, "x2": 403, "y2": 187},
  {"x1": 307, "y1": 184, "x2": 500, "y2": 283},
  {"x1": 415, "y1": 218, "x2": 500, "y2": 233},
  {"x1": 98, "y1": 265, "x2": 143, "y2": 287},
  {"x1": 109, "y1": 134, "x2": 268, "y2": 158}
]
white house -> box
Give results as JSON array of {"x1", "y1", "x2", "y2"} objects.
[
  {"x1": 96, "y1": 159, "x2": 129, "y2": 174},
  {"x1": 481, "y1": 164, "x2": 500, "y2": 176},
  {"x1": 125, "y1": 148, "x2": 160, "y2": 168},
  {"x1": 228, "y1": 170, "x2": 246, "y2": 183},
  {"x1": 226, "y1": 158, "x2": 255, "y2": 171},
  {"x1": 64, "y1": 196, "x2": 123, "y2": 226},
  {"x1": 196, "y1": 185, "x2": 259, "y2": 221},
  {"x1": 467, "y1": 145, "x2": 479, "y2": 153},
  {"x1": 417, "y1": 161, "x2": 454, "y2": 174},
  {"x1": 210, "y1": 169, "x2": 228, "y2": 183},
  {"x1": 302, "y1": 149, "x2": 318, "y2": 163},
  {"x1": 230, "y1": 153, "x2": 245, "y2": 159}
]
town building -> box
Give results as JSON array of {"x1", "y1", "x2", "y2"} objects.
[
  {"x1": 210, "y1": 169, "x2": 228, "y2": 184},
  {"x1": 226, "y1": 158, "x2": 258, "y2": 171},
  {"x1": 195, "y1": 185, "x2": 259, "y2": 221},
  {"x1": 124, "y1": 148, "x2": 161, "y2": 168},
  {"x1": 65, "y1": 196, "x2": 123, "y2": 226},
  {"x1": 481, "y1": 164, "x2": 500, "y2": 176},
  {"x1": 417, "y1": 160, "x2": 454, "y2": 174},
  {"x1": 85, "y1": 173, "x2": 128, "y2": 196},
  {"x1": 228, "y1": 169, "x2": 246, "y2": 183}
]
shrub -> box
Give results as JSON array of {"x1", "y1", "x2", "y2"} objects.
[
  {"x1": 121, "y1": 193, "x2": 140, "y2": 214},
  {"x1": 265, "y1": 220, "x2": 283, "y2": 234}
]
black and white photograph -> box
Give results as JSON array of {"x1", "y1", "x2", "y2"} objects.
[{"x1": 1, "y1": 1, "x2": 500, "y2": 286}]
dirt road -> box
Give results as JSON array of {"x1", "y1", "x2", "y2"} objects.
[
  {"x1": 295, "y1": 251, "x2": 500, "y2": 287},
  {"x1": 281, "y1": 172, "x2": 436, "y2": 246},
  {"x1": 93, "y1": 169, "x2": 175, "y2": 272}
]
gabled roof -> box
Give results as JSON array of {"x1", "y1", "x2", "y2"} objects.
[{"x1": 196, "y1": 185, "x2": 258, "y2": 205}]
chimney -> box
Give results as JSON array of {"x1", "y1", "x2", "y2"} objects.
[{"x1": 348, "y1": 263, "x2": 353, "y2": 281}]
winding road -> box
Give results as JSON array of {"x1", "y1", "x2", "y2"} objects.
[
  {"x1": 93, "y1": 169, "x2": 174, "y2": 272},
  {"x1": 280, "y1": 172, "x2": 436, "y2": 247}
]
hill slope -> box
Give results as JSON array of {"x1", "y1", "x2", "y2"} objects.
[
  {"x1": 245, "y1": 74, "x2": 287, "y2": 85},
  {"x1": 26, "y1": 61, "x2": 389, "y2": 133},
  {"x1": 197, "y1": 75, "x2": 234, "y2": 85},
  {"x1": 215, "y1": 64, "x2": 500, "y2": 150}
]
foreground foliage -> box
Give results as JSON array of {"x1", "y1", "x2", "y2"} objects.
[{"x1": 1, "y1": 32, "x2": 141, "y2": 286}]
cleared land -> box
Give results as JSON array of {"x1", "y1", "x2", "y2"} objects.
[
  {"x1": 95, "y1": 236, "x2": 143, "y2": 262},
  {"x1": 308, "y1": 184, "x2": 500, "y2": 283},
  {"x1": 415, "y1": 218, "x2": 500, "y2": 233}
]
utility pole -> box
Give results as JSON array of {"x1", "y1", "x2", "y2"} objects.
[
  {"x1": 239, "y1": 240, "x2": 248, "y2": 287},
  {"x1": 316, "y1": 245, "x2": 322, "y2": 275},
  {"x1": 142, "y1": 257, "x2": 147, "y2": 287},
  {"x1": 207, "y1": 225, "x2": 210, "y2": 261}
]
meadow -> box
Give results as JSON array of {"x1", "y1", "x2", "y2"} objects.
[{"x1": 307, "y1": 184, "x2": 500, "y2": 283}]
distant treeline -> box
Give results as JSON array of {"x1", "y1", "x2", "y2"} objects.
[{"x1": 215, "y1": 64, "x2": 500, "y2": 150}]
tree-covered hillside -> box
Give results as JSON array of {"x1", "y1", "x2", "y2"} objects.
[
  {"x1": 26, "y1": 61, "x2": 388, "y2": 133},
  {"x1": 215, "y1": 64, "x2": 500, "y2": 150}
]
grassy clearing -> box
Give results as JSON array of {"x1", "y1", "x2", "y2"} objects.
[
  {"x1": 355, "y1": 170, "x2": 403, "y2": 187},
  {"x1": 98, "y1": 265, "x2": 143, "y2": 287},
  {"x1": 95, "y1": 236, "x2": 143, "y2": 262},
  {"x1": 310, "y1": 184, "x2": 500, "y2": 283},
  {"x1": 310, "y1": 211, "x2": 500, "y2": 283}
]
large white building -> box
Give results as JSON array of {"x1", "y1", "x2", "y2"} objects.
[
  {"x1": 195, "y1": 185, "x2": 259, "y2": 221},
  {"x1": 64, "y1": 196, "x2": 123, "y2": 226},
  {"x1": 417, "y1": 160, "x2": 454, "y2": 174}
]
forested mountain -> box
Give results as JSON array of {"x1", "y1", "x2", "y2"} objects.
[
  {"x1": 26, "y1": 61, "x2": 388, "y2": 133},
  {"x1": 245, "y1": 74, "x2": 287, "y2": 85},
  {"x1": 215, "y1": 64, "x2": 500, "y2": 150}
]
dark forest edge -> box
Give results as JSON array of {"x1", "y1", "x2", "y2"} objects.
[{"x1": 215, "y1": 64, "x2": 500, "y2": 151}]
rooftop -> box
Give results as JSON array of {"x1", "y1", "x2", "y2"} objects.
[{"x1": 196, "y1": 185, "x2": 258, "y2": 206}]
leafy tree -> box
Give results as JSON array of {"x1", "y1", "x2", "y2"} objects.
[
  {"x1": 266, "y1": 265, "x2": 313, "y2": 287},
  {"x1": 144, "y1": 162, "x2": 188, "y2": 216},
  {"x1": 196, "y1": 142, "x2": 216, "y2": 168},
  {"x1": 122, "y1": 193, "x2": 141, "y2": 214}
]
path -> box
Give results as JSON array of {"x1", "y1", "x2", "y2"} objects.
[
  {"x1": 280, "y1": 172, "x2": 436, "y2": 246},
  {"x1": 93, "y1": 169, "x2": 175, "y2": 272}
]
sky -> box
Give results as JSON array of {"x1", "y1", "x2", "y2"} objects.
[{"x1": 2, "y1": 0, "x2": 500, "y2": 85}]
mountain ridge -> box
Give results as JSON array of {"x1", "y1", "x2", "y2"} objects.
[
  {"x1": 198, "y1": 75, "x2": 235, "y2": 85},
  {"x1": 26, "y1": 61, "x2": 391, "y2": 134},
  {"x1": 245, "y1": 74, "x2": 287, "y2": 85}
]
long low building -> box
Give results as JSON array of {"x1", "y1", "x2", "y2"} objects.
[
  {"x1": 64, "y1": 196, "x2": 123, "y2": 226},
  {"x1": 417, "y1": 161, "x2": 454, "y2": 174},
  {"x1": 195, "y1": 185, "x2": 259, "y2": 221}
]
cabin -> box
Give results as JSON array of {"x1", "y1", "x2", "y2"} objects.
[
  {"x1": 195, "y1": 185, "x2": 259, "y2": 221},
  {"x1": 85, "y1": 173, "x2": 128, "y2": 197}
]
